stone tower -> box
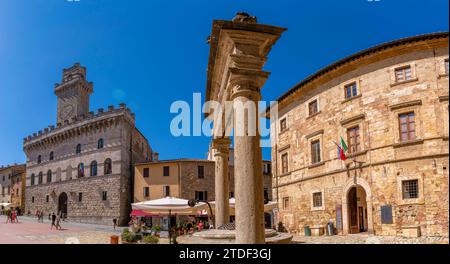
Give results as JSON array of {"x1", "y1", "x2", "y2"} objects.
[{"x1": 54, "y1": 63, "x2": 93, "y2": 124}]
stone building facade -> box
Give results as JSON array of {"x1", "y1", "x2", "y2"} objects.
[
  {"x1": 134, "y1": 158, "x2": 272, "y2": 201},
  {"x1": 23, "y1": 63, "x2": 153, "y2": 225},
  {"x1": 270, "y1": 33, "x2": 449, "y2": 237},
  {"x1": 1, "y1": 164, "x2": 26, "y2": 210}
]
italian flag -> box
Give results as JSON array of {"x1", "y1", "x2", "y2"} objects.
[{"x1": 338, "y1": 136, "x2": 347, "y2": 161}]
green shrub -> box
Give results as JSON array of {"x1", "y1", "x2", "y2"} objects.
[
  {"x1": 122, "y1": 228, "x2": 137, "y2": 242},
  {"x1": 142, "y1": 235, "x2": 159, "y2": 244}
]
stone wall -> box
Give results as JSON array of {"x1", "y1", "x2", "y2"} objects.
[{"x1": 273, "y1": 36, "x2": 449, "y2": 237}]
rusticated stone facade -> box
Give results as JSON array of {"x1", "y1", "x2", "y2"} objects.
[
  {"x1": 1, "y1": 164, "x2": 26, "y2": 210},
  {"x1": 23, "y1": 63, "x2": 153, "y2": 226},
  {"x1": 271, "y1": 33, "x2": 449, "y2": 237}
]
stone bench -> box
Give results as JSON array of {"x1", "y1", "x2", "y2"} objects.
[
  {"x1": 310, "y1": 226, "x2": 325, "y2": 236},
  {"x1": 401, "y1": 225, "x2": 421, "y2": 238}
]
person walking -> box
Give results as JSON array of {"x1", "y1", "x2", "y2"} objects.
[
  {"x1": 55, "y1": 212, "x2": 62, "y2": 230},
  {"x1": 5, "y1": 209, "x2": 11, "y2": 224},
  {"x1": 112, "y1": 218, "x2": 117, "y2": 231},
  {"x1": 51, "y1": 212, "x2": 57, "y2": 230}
]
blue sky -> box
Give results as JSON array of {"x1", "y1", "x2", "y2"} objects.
[{"x1": 0, "y1": 0, "x2": 448, "y2": 165}]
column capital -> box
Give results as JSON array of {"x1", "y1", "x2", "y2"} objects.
[
  {"x1": 229, "y1": 68, "x2": 269, "y2": 100},
  {"x1": 212, "y1": 137, "x2": 232, "y2": 155}
]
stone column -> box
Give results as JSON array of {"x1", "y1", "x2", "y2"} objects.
[
  {"x1": 230, "y1": 70, "x2": 268, "y2": 244},
  {"x1": 213, "y1": 137, "x2": 232, "y2": 228}
]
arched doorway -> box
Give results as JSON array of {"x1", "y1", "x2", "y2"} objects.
[
  {"x1": 347, "y1": 186, "x2": 368, "y2": 233},
  {"x1": 58, "y1": 192, "x2": 68, "y2": 218},
  {"x1": 341, "y1": 178, "x2": 374, "y2": 235}
]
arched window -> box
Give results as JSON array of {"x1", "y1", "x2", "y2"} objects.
[
  {"x1": 30, "y1": 173, "x2": 35, "y2": 186},
  {"x1": 49, "y1": 151, "x2": 54, "y2": 161},
  {"x1": 47, "y1": 170, "x2": 52, "y2": 183},
  {"x1": 38, "y1": 172, "x2": 43, "y2": 184},
  {"x1": 37, "y1": 155, "x2": 41, "y2": 164},
  {"x1": 98, "y1": 138, "x2": 104, "y2": 149},
  {"x1": 78, "y1": 163, "x2": 85, "y2": 178},
  {"x1": 104, "y1": 158, "x2": 112, "y2": 175},
  {"x1": 76, "y1": 144, "x2": 81, "y2": 154},
  {"x1": 90, "y1": 161, "x2": 98, "y2": 176}
]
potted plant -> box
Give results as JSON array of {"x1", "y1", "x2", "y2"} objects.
[
  {"x1": 121, "y1": 228, "x2": 137, "y2": 244},
  {"x1": 152, "y1": 225, "x2": 161, "y2": 237},
  {"x1": 141, "y1": 235, "x2": 159, "y2": 244}
]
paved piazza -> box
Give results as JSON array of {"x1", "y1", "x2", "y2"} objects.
[{"x1": 1, "y1": 215, "x2": 447, "y2": 244}]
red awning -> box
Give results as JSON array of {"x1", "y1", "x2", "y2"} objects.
[{"x1": 130, "y1": 210, "x2": 156, "y2": 217}]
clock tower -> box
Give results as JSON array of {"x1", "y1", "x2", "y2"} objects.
[{"x1": 55, "y1": 63, "x2": 93, "y2": 124}]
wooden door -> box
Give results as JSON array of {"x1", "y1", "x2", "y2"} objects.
[{"x1": 348, "y1": 187, "x2": 358, "y2": 233}]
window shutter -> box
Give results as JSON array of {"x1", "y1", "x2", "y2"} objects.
[{"x1": 381, "y1": 205, "x2": 393, "y2": 224}]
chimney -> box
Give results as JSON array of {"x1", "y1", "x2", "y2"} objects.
[{"x1": 153, "y1": 152, "x2": 159, "y2": 161}]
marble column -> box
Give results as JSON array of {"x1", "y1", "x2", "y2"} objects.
[
  {"x1": 230, "y1": 71, "x2": 268, "y2": 244},
  {"x1": 212, "y1": 137, "x2": 232, "y2": 228}
]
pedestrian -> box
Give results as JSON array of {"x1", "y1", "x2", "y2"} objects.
[
  {"x1": 35, "y1": 210, "x2": 40, "y2": 222},
  {"x1": 14, "y1": 209, "x2": 19, "y2": 223},
  {"x1": 113, "y1": 218, "x2": 117, "y2": 231},
  {"x1": 11, "y1": 210, "x2": 16, "y2": 223},
  {"x1": 5, "y1": 209, "x2": 11, "y2": 224},
  {"x1": 51, "y1": 212, "x2": 57, "y2": 230},
  {"x1": 40, "y1": 211, "x2": 44, "y2": 223},
  {"x1": 55, "y1": 212, "x2": 62, "y2": 230}
]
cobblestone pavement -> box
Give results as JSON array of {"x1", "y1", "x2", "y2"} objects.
[
  {"x1": 292, "y1": 233, "x2": 449, "y2": 244},
  {"x1": 0, "y1": 215, "x2": 172, "y2": 244}
]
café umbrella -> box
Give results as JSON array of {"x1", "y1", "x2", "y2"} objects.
[{"x1": 131, "y1": 197, "x2": 207, "y2": 244}]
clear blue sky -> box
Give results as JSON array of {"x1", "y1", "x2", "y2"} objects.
[{"x1": 0, "y1": 0, "x2": 448, "y2": 165}]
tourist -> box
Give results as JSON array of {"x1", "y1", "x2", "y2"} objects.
[
  {"x1": 51, "y1": 212, "x2": 57, "y2": 230},
  {"x1": 55, "y1": 212, "x2": 62, "y2": 230},
  {"x1": 197, "y1": 220, "x2": 204, "y2": 231},
  {"x1": 11, "y1": 210, "x2": 16, "y2": 223},
  {"x1": 36, "y1": 210, "x2": 40, "y2": 222},
  {"x1": 113, "y1": 218, "x2": 117, "y2": 231},
  {"x1": 14, "y1": 209, "x2": 19, "y2": 223},
  {"x1": 5, "y1": 209, "x2": 11, "y2": 224}
]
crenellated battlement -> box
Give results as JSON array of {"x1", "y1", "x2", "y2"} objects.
[{"x1": 23, "y1": 103, "x2": 135, "y2": 146}]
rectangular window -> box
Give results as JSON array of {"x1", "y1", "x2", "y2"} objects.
[
  {"x1": 163, "y1": 186, "x2": 170, "y2": 197},
  {"x1": 402, "y1": 180, "x2": 419, "y2": 199},
  {"x1": 344, "y1": 82, "x2": 358, "y2": 99},
  {"x1": 264, "y1": 188, "x2": 269, "y2": 202},
  {"x1": 143, "y1": 168, "x2": 149, "y2": 178},
  {"x1": 32, "y1": 196, "x2": 34, "y2": 203},
  {"x1": 163, "y1": 166, "x2": 170, "y2": 177},
  {"x1": 308, "y1": 99, "x2": 319, "y2": 116},
  {"x1": 229, "y1": 191, "x2": 234, "y2": 198},
  {"x1": 195, "y1": 191, "x2": 208, "y2": 201},
  {"x1": 443, "y1": 58, "x2": 449, "y2": 75},
  {"x1": 7, "y1": 186, "x2": 10, "y2": 195},
  {"x1": 46, "y1": 195, "x2": 49, "y2": 203},
  {"x1": 102, "y1": 191, "x2": 107, "y2": 201},
  {"x1": 78, "y1": 192, "x2": 82, "y2": 202},
  {"x1": 312, "y1": 192, "x2": 322, "y2": 207},
  {"x1": 280, "y1": 118, "x2": 287, "y2": 132},
  {"x1": 399, "y1": 112, "x2": 416, "y2": 142},
  {"x1": 347, "y1": 126, "x2": 361, "y2": 153},
  {"x1": 283, "y1": 197, "x2": 290, "y2": 209},
  {"x1": 143, "y1": 187, "x2": 150, "y2": 197},
  {"x1": 198, "y1": 166, "x2": 204, "y2": 179},
  {"x1": 281, "y1": 153, "x2": 289, "y2": 174},
  {"x1": 395, "y1": 66, "x2": 412, "y2": 82},
  {"x1": 311, "y1": 140, "x2": 321, "y2": 164},
  {"x1": 1, "y1": 187, "x2": 4, "y2": 196}
]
